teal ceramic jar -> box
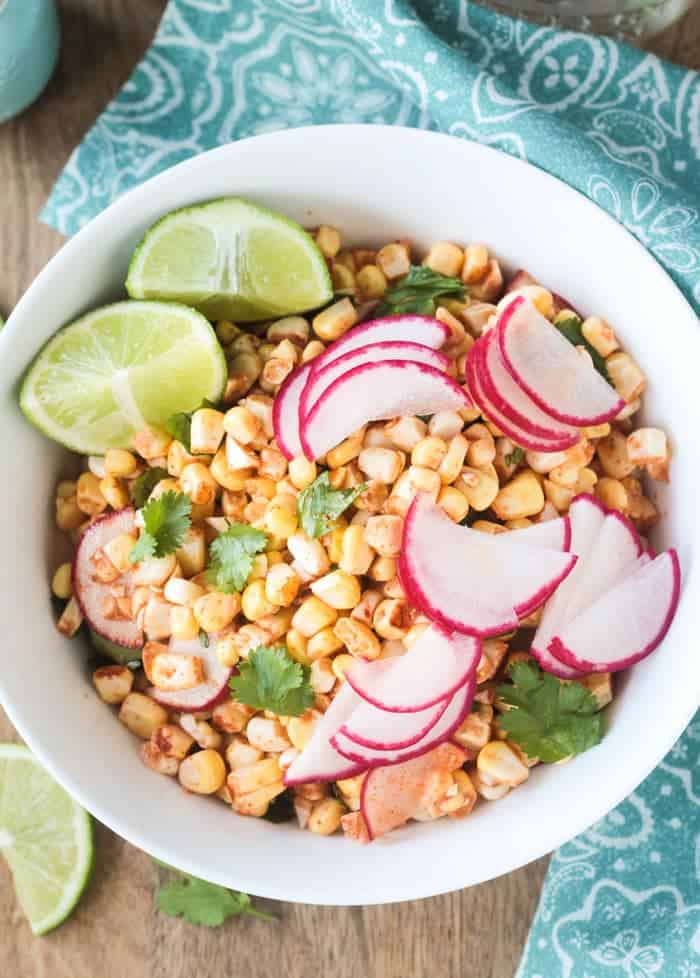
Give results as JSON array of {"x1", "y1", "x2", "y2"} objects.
[{"x1": 0, "y1": 0, "x2": 60, "y2": 124}]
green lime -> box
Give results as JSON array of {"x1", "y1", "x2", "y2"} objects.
[
  {"x1": 125, "y1": 197, "x2": 333, "y2": 321},
  {"x1": 0, "y1": 744, "x2": 93, "y2": 935},
  {"x1": 20, "y1": 300, "x2": 227, "y2": 454},
  {"x1": 89, "y1": 629, "x2": 142, "y2": 666}
]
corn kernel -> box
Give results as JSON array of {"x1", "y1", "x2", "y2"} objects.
[
  {"x1": 76, "y1": 471, "x2": 107, "y2": 516},
  {"x1": 55, "y1": 495, "x2": 84, "y2": 531},
  {"x1": 356, "y1": 264, "x2": 388, "y2": 299},
  {"x1": 264, "y1": 499, "x2": 298, "y2": 539},
  {"x1": 241, "y1": 579, "x2": 278, "y2": 622},
  {"x1": 98, "y1": 475, "x2": 129, "y2": 510},
  {"x1": 180, "y1": 462, "x2": 217, "y2": 505},
  {"x1": 307, "y1": 626, "x2": 344, "y2": 661},
  {"x1": 169, "y1": 605, "x2": 200, "y2": 641},
  {"x1": 119, "y1": 692, "x2": 168, "y2": 739},
  {"x1": 193, "y1": 591, "x2": 240, "y2": 632},
  {"x1": 104, "y1": 448, "x2": 138, "y2": 478},
  {"x1": 492, "y1": 471, "x2": 544, "y2": 521},
  {"x1": 309, "y1": 569, "x2": 361, "y2": 610},
  {"x1": 292, "y1": 596, "x2": 338, "y2": 638},
  {"x1": 333, "y1": 617, "x2": 381, "y2": 659},
  {"x1": 423, "y1": 241, "x2": 463, "y2": 277},
  {"x1": 581, "y1": 316, "x2": 619, "y2": 358},
  {"x1": 286, "y1": 628, "x2": 311, "y2": 666},
  {"x1": 315, "y1": 225, "x2": 341, "y2": 258},
  {"x1": 178, "y1": 749, "x2": 226, "y2": 794},
  {"x1": 152, "y1": 723, "x2": 195, "y2": 760},
  {"x1": 51, "y1": 562, "x2": 72, "y2": 600},
  {"x1": 326, "y1": 427, "x2": 365, "y2": 468},
  {"x1": 246, "y1": 716, "x2": 291, "y2": 753},
  {"x1": 437, "y1": 485, "x2": 470, "y2": 522},
  {"x1": 312, "y1": 298, "x2": 358, "y2": 343},
  {"x1": 92, "y1": 664, "x2": 134, "y2": 704},
  {"x1": 598, "y1": 428, "x2": 636, "y2": 479},
  {"x1": 606, "y1": 352, "x2": 646, "y2": 402},
  {"x1": 469, "y1": 260, "x2": 503, "y2": 302},
  {"x1": 596, "y1": 477, "x2": 628, "y2": 513},
  {"x1": 132, "y1": 426, "x2": 172, "y2": 460},
  {"x1": 477, "y1": 741, "x2": 529, "y2": 787},
  {"x1": 376, "y1": 242, "x2": 411, "y2": 279},
  {"x1": 287, "y1": 531, "x2": 330, "y2": 579},
  {"x1": 461, "y1": 243, "x2": 489, "y2": 285},
  {"x1": 308, "y1": 797, "x2": 345, "y2": 835}
]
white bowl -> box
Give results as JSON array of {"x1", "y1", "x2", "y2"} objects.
[{"x1": 1, "y1": 125, "x2": 698, "y2": 905}]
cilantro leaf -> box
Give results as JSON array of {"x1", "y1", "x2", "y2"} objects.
[
  {"x1": 555, "y1": 316, "x2": 611, "y2": 382},
  {"x1": 156, "y1": 873, "x2": 274, "y2": 926},
  {"x1": 376, "y1": 265, "x2": 465, "y2": 317},
  {"x1": 166, "y1": 398, "x2": 218, "y2": 451},
  {"x1": 207, "y1": 522, "x2": 268, "y2": 593},
  {"x1": 496, "y1": 660, "x2": 604, "y2": 763},
  {"x1": 130, "y1": 466, "x2": 169, "y2": 508},
  {"x1": 504, "y1": 446, "x2": 525, "y2": 468},
  {"x1": 297, "y1": 471, "x2": 367, "y2": 538},
  {"x1": 229, "y1": 645, "x2": 314, "y2": 716},
  {"x1": 199, "y1": 629, "x2": 210, "y2": 648},
  {"x1": 129, "y1": 491, "x2": 192, "y2": 563}
]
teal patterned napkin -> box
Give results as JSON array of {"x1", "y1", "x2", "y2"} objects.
[{"x1": 42, "y1": 2, "x2": 700, "y2": 974}]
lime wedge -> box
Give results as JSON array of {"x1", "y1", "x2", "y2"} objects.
[
  {"x1": 125, "y1": 198, "x2": 333, "y2": 321},
  {"x1": 20, "y1": 300, "x2": 227, "y2": 454},
  {"x1": 0, "y1": 744, "x2": 93, "y2": 935}
]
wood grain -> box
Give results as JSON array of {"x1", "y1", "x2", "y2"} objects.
[{"x1": 1, "y1": 2, "x2": 698, "y2": 975}]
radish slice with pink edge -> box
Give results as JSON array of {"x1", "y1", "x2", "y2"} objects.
[
  {"x1": 308, "y1": 315, "x2": 449, "y2": 378},
  {"x1": 360, "y1": 742, "x2": 468, "y2": 841},
  {"x1": 300, "y1": 360, "x2": 472, "y2": 461},
  {"x1": 272, "y1": 361, "x2": 311, "y2": 460},
  {"x1": 284, "y1": 682, "x2": 367, "y2": 786},
  {"x1": 506, "y1": 515, "x2": 572, "y2": 552},
  {"x1": 331, "y1": 677, "x2": 474, "y2": 767},
  {"x1": 466, "y1": 337, "x2": 575, "y2": 453},
  {"x1": 346, "y1": 626, "x2": 480, "y2": 713},
  {"x1": 497, "y1": 296, "x2": 624, "y2": 425},
  {"x1": 299, "y1": 341, "x2": 449, "y2": 424},
  {"x1": 530, "y1": 493, "x2": 607, "y2": 678},
  {"x1": 504, "y1": 270, "x2": 583, "y2": 319},
  {"x1": 479, "y1": 330, "x2": 580, "y2": 446},
  {"x1": 548, "y1": 550, "x2": 681, "y2": 674},
  {"x1": 148, "y1": 635, "x2": 233, "y2": 712},
  {"x1": 339, "y1": 693, "x2": 450, "y2": 751},
  {"x1": 72, "y1": 507, "x2": 143, "y2": 649},
  {"x1": 399, "y1": 494, "x2": 577, "y2": 638}
]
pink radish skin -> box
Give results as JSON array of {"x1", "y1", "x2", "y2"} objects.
[
  {"x1": 345, "y1": 626, "x2": 480, "y2": 713},
  {"x1": 466, "y1": 338, "x2": 575, "y2": 453},
  {"x1": 284, "y1": 682, "x2": 367, "y2": 786},
  {"x1": 273, "y1": 362, "x2": 312, "y2": 460},
  {"x1": 299, "y1": 341, "x2": 449, "y2": 425},
  {"x1": 399, "y1": 495, "x2": 576, "y2": 637},
  {"x1": 497, "y1": 296, "x2": 624, "y2": 425},
  {"x1": 72, "y1": 508, "x2": 143, "y2": 649},
  {"x1": 301, "y1": 360, "x2": 472, "y2": 461},
  {"x1": 548, "y1": 550, "x2": 681, "y2": 674},
  {"x1": 479, "y1": 330, "x2": 580, "y2": 445},
  {"x1": 340, "y1": 695, "x2": 450, "y2": 751},
  {"x1": 360, "y1": 742, "x2": 468, "y2": 841},
  {"x1": 149, "y1": 636, "x2": 233, "y2": 712},
  {"x1": 308, "y1": 315, "x2": 449, "y2": 379},
  {"x1": 331, "y1": 677, "x2": 474, "y2": 767}
]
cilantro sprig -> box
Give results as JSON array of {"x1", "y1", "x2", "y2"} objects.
[
  {"x1": 129, "y1": 466, "x2": 169, "y2": 508},
  {"x1": 297, "y1": 471, "x2": 367, "y2": 538},
  {"x1": 230, "y1": 645, "x2": 314, "y2": 716},
  {"x1": 555, "y1": 315, "x2": 611, "y2": 382},
  {"x1": 129, "y1": 491, "x2": 192, "y2": 563},
  {"x1": 376, "y1": 265, "x2": 466, "y2": 317},
  {"x1": 207, "y1": 522, "x2": 268, "y2": 593},
  {"x1": 504, "y1": 446, "x2": 525, "y2": 468},
  {"x1": 156, "y1": 870, "x2": 274, "y2": 926},
  {"x1": 166, "y1": 398, "x2": 218, "y2": 451},
  {"x1": 496, "y1": 660, "x2": 604, "y2": 763}
]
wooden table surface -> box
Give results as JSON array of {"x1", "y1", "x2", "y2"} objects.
[{"x1": 1, "y1": 3, "x2": 698, "y2": 976}]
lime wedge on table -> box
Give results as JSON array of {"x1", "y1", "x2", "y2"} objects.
[
  {"x1": 126, "y1": 197, "x2": 333, "y2": 321},
  {"x1": 20, "y1": 301, "x2": 227, "y2": 454},
  {"x1": 0, "y1": 745, "x2": 93, "y2": 935}
]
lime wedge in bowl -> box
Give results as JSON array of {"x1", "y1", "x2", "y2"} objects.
[
  {"x1": 126, "y1": 197, "x2": 333, "y2": 321},
  {"x1": 20, "y1": 301, "x2": 227, "y2": 454},
  {"x1": 0, "y1": 745, "x2": 93, "y2": 935}
]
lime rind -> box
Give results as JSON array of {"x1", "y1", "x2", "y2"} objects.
[
  {"x1": 19, "y1": 300, "x2": 227, "y2": 454},
  {"x1": 0, "y1": 744, "x2": 94, "y2": 935},
  {"x1": 126, "y1": 197, "x2": 333, "y2": 321}
]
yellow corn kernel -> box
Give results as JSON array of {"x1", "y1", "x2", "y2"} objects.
[
  {"x1": 132, "y1": 426, "x2": 172, "y2": 460},
  {"x1": 581, "y1": 316, "x2": 619, "y2": 358},
  {"x1": 376, "y1": 242, "x2": 411, "y2": 279},
  {"x1": 261, "y1": 562, "x2": 298, "y2": 608},
  {"x1": 548, "y1": 461, "x2": 580, "y2": 489},
  {"x1": 207, "y1": 448, "x2": 246, "y2": 492},
  {"x1": 56, "y1": 595, "x2": 83, "y2": 636},
  {"x1": 98, "y1": 475, "x2": 129, "y2": 510},
  {"x1": 103, "y1": 448, "x2": 137, "y2": 478},
  {"x1": 351, "y1": 589, "x2": 382, "y2": 627},
  {"x1": 315, "y1": 224, "x2": 341, "y2": 258},
  {"x1": 335, "y1": 524, "x2": 372, "y2": 575},
  {"x1": 228, "y1": 757, "x2": 282, "y2": 796},
  {"x1": 306, "y1": 626, "x2": 344, "y2": 661},
  {"x1": 461, "y1": 242, "x2": 489, "y2": 285},
  {"x1": 139, "y1": 742, "x2": 179, "y2": 777},
  {"x1": 267, "y1": 316, "x2": 310, "y2": 347},
  {"x1": 543, "y1": 479, "x2": 573, "y2": 513},
  {"x1": 356, "y1": 447, "x2": 404, "y2": 484},
  {"x1": 225, "y1": 736, "x2": 263, "y2": 770},
  {"x1": 215, "y1": 319, "x2": 240, "y2": 345},
  {"x1": 626, "y1": 427, "x2": 668, "y2": 467},
  {"x1": 180, "y1": 462, "x2": 217, "y2": 506},
  {"x1": 152, "y1": 723, "x2": 195, "y2": 761},
  {"x1": 92, "y1": 664, "x2": 133, "y2": 705},
  {"x1": 384, "y1": 416, "x2": 427, "y2": 452},
  {"x1": 367, "y1": 555, "x2": 396, "y2": 582},
  {"x1": 310, "y1": 656, "x2": 335, "y2": 693},
  {"x1": 193, "y1": 591, "x2": 240, "y2": 632},
  {"x1": 469, "y1": 259, "x2": 503, "y2": 302},
  {"x1": 333, "y1": 617, "x2": 381, "y2": 659},
  {"x1": 423, "y1": 241, "x2": 464, "y2": 277},
  {"x1": 437, "y1": 433, "x2": 468, "y2": 485},
  {"x1": 245, "y1": 716, "x2": 291, "y2": 753},
  {"x1": 143, "y1": 643, "x2": 204, "y2": 691},
  {"x1": 177, "y1": 714, "x2": 222, "y2": 751},
  {"x1": 331, "y1": 262, "x2": 356, "y2": 292},
  {"x1": 240, "y1": 579, "x2": 278, "y2": 622},
  {"x1": 131, "y1": 552, "x2": 177, "y2": 587},
  {"x1": 308, "y1": 797, "x2": 345, "y2": 836},
  {"x1": 492, "y1": 471, "x2": 544, "y2": 521},
  {"x1": 188, "y1": 408, "x2": 224, "y2": 455},
  {"x1": 264, "y1": 499, "x2": 298, "y2": 539},
  {"x1": 411, "y1": 436, "x2": 447, "y2": 471},
  {"x1": 169, "y1": 604, "x2": 200, "y2": 641},
  {"x1": 312, "y1": 297, "x2": 358, "y2": 343},
  {"x1": 453, "y1": 705, "x2": 493, "y2": 752},
  {"x1": 163, "y1": 576, "x2": 205, "y2": 606},
  {"x1": 56, "y1": 479, "x2": 77, "y2": 499},
  {"x1": 233, "y1": 782, "x2": 286, "y2": 816},
  {"x1": 285, "y1": 628, "x2": 310, "y2": 666},
  {"x1": 437, "y1": 485, "x2": 470, "y2": 522},
  {"x1": 175, "y1": 526, "x2": 207, "y2": 577},
  {"x1": 326, "y1": 427, "x2": 366, "y2": 468},
  {"x1": 51, "y1": 562, "x2": 72, "y2": 600},
  {"x1": 99, "y1": 532, "x2": 135, "y2": 575},
  {"x1": 225, "y1": 434, "x2": 259, "y2": 472},
  {"x1": 372, "y1": 598, "x2": 409, "y2": 640},
  {"x1": 362, "y1": 515, "x2": 402, "y2": 558},
  {"x1": 477, "y1": 741, "x2": 529, "y2": 787},
  {"x1": 575, "y1": 467, "x2": 598, "y2": 494},
  {"x1": 55, "y1": 495, "x2": 84, "y2": 531},
  {"x1": 500, "y1": 285, "x2": 554, "y2": 320},
  {"x1": 287, "y1": 531, "x2": 331, "y2": 578},
  {"x1": 142, "y1": 594, "x2": 175, "y2": 641},
  {"x1": 285, "y1": 455, "x2": 315, "y2": 490},
  {"x1": 166, "y1": 440, "x2": 196, "y2": 478},
  {"x1": 285, "y1": 712, "x2": 317, "y2": 752},
  {"x1": 606, "y1": 352, "x2": 646, "y2": 402},
  {"x1": 147, "y1": 477, "x2": 181, "y2": 502},
  {"x1": 76, "y1": 471, "x2": 107, "y2": 516},
  {"x1": 178, "y1": 749, "x2": 226, "y2": 794},
  {"x1": 595, "y1": 477, "x2": 628, "y2": 513},
  {"x1": 328, "y1": 653, "x2": 353, "y2": 682},
  {"x1": 118, "y1": 692, "x2": 168, "y2": 740},
  {"x1": 291, "y1": 596, "x2": 338, "y2": 638},
  {"x1": 356, "y1": 264, "x2": 387, "y2": 299},
  {"x1": 309, "y1": 570, "x2": 361, "y2": 610},
  {"x1": 597, "y1": 428, "x2": 636, "y2": 479},
  {"x1": 258, "y1": 447, "x2": 287, "y2": 481}
]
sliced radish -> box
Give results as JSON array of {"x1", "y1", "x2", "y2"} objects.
[
  {"x1": 340, "y1": 694, "x2": 449, "y2": 751},
  {"x1": 273, "y1": 362, "x2": 312, "y2": 460},
  {"x1": 504, "y1": 271, "x2": 582, "y2": 318},
  {"x1": 466, "y1": 338, "x2": 574, "y2": 453},
  {"x1": 479, "y1": 331, "x2": 579, "y2": 446},
  {"x1": 345, "y1": 626, "x2": 480, "y2": 713},
  {"x1": 360, "y1": 742, "x2": 468, "y2": 841},
  {"x1": 498, "y1": 296, "x2": 624, "y2": 425},
  {"x1": 72, "y1": 508, "x2": 143, "y2": 649},
  {"x1": 149, "y1": 635, "x2": 233, "y2": 711},
  {"x1": 548, "y1": 550, "x2": 680, "y2": 673},
  {"x1": 331, "y1": 677, "x2": 474, "y2": 767},
  {"x1": 301, "y1": 361, "x2": 471, "y2": 461},
  {"x1": 399, "y1": 495, "x2": 576, "y2": 637},
  {"x1": 284, "y1": 682, "x2": 367, "y2": 786},
  {"x1": 507, "y1": 515, "x2": 571, "y2": 552},
  {"x1": 299, "y1": 341, "x2": 448, "y2": 424},
  {"x1": 309, "y1": 315, "x2": 449, "y2": 378}
]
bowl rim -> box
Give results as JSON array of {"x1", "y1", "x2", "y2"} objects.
[{"x1": 2, "y1": 124, "x2": 698, "y2": 904}]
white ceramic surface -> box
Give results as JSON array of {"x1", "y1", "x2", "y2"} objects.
[{"x1": 1, "y1": 125, "x2": 698, "y2": 905}]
